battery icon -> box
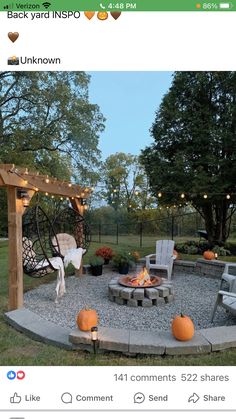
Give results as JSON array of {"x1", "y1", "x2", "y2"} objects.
[{"x1": 219, "y1": 3, "x2": 232, "y2": 8}]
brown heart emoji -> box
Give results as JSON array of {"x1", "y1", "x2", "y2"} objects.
[
  {"x1": 110, "y1": 12, "x2": 121, "y2": 20},
  {"x1": 84, "y1": 11, "x2": 95, "y2": 20},
  {"x1": 8, "y1": 32, "x2": 19, "y2": 43}
]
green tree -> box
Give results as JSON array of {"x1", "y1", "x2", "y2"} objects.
[
  {"x1": 140, "y1": 72, "x2": 236, "y2": 246},
  {"x1": 0, "y1": 71, "x2": 105, "y2": 235},
  {"x1": 0, "y1": 71, "x2": 105, "y2": 183},
  {"x1": 101, "y1": 152, "x2": 155, "y2": 212}
]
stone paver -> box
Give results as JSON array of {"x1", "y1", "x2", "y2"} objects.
[
  {"x1": 200, "y1": 326, "x2": 236, "y2": 351},
  {"x1": 99, "y1": 327, "x2": 129, "y2": 352},
  {"x1": 129, "y1": 330, "x2": 165, "y2": 355},
  {"x1": 120, "y1": 288, "x2": 134, "y2": 300},
  {"x1": 133, "y1": 288, "x2": 145, "y2": 300},
  {"x1": 142, "y1": 298, "x2": 153, "y2": 308},
  {"x1": 145, "y1": 288, "x2": 159, "y2": 299},
  {"x1": 163, "y1": 331, "x2": 211, "y2": 355},
  {"x1": 155, "y1": 286, "x2": 169, "y2": 298},
  {"x1": 5, "y1": 308, "x2": 72, "y2": 350}
]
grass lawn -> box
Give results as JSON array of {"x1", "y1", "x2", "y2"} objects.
[{"x1": 1, "y1": 239, "x2": 236, "y2": 366}]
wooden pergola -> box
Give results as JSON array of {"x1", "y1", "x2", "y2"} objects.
[{"x1": 0, "y1": 164, "x2": 91, "y2": 311}]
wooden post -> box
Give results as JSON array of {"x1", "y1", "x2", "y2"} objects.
[{"x1": 7, "y1": 186, "x2": 24, "y2": 310}]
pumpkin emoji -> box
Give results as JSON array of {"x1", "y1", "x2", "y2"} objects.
[
  {"x1": 77, "y1": 308, "x2": 98, "y2": 331},
  {"x1": 203, "y1": 250, "x2": 215, "y2": 260},
  {"x1": 172, "y1": 314, "x2": 195, "y2": 341},
  {"x1": 97, "y1": 11, "x2": 109, "y2": 20}
]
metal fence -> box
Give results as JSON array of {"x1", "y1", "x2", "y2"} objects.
[{"x1": 89, "y1": 211, "x2": 207, "y2": 248}]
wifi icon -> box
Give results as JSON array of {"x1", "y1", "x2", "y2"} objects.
[{"x1": 42, "y1": 2, "x2": 51, "y2": 8}]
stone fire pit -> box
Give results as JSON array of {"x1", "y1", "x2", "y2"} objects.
[{"x1": 108, "y1": 277, "x2": 174, "y2": 307}]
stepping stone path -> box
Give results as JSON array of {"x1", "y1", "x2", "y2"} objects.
[{"x1": 108, "y1": 278, "x2": 174, "y2": 307}]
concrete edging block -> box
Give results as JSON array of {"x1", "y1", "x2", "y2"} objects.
[
  {"x1": 129, "y1": 330, "x2": 165, "y2": 355},
  {"x1": 163, "y1": 331, "x2": 211, "y2": 355},
  {"x1": 200, "y1": 326, "x2": 236, "y2": 351}
]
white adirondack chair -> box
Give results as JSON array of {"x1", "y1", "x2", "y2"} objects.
[
  {"x1": 220, "y1": 262, "x2": 236, "y2": 290},
  {"x1": 145, "y1": 240, "x2": 175, "y2": 281},
  {"x1": 211, "y1": 277, "x2": 236, "y2": 322}
]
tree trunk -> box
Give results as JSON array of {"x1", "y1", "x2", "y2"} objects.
[{"x1": 199, "y1": 201, "x2": 230, "y2": 247}]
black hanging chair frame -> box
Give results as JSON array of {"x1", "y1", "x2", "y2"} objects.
[
  {"x1": 22, "y1": 205, "x2": 61, "y2": 278},
  {"x1": 52, "y1": 206, "x2": 91, "y2": 257}
]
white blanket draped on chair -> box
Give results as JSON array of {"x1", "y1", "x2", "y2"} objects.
[{"x1": 64, "y1": 247, "x2": 86, "y2": 269}]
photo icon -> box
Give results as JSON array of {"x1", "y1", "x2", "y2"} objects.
[{"x1": 8, "y1": 56, "x2": 19, "y2": 65}]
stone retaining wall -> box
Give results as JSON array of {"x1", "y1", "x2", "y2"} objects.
[
  {"x1": 195, "y1": 259, "x2": 225, "y2": 279},
  {"x1": 5, "y1": 307, "x2": 236, "y2": 357}
]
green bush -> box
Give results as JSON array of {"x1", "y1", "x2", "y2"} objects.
[
  {"x1": 212, "y1": 246, "x2": 231, "y2": 257},
  {"x1": 89, "y1": 255, "x2": 104, "y2": 266},
  {"x1": 112, "y1": 251, "x2": 135, "y2": 268}
]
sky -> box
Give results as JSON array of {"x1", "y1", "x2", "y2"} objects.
[{"x1": 88, "y1": 72, "x2": 173, "y2": 161}]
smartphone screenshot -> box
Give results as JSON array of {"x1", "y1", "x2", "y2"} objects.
[{"x1": 0, "y1": 1, "x2": 236, "y2": 418}]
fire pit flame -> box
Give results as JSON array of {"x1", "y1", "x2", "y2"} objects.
[
  {"x1": 118, "y1": 266, "x2": 162, "y2": 288},
  {"x1": 130, "y1": 267, "x2": 152, "y2": 286}
]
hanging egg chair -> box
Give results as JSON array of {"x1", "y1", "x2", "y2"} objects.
[
  {"x1": 22, "y1": 205, "x2": 61, "y2": 278},
  {"x1": 52, "y1": 206, "x2": 91, "y2": 258}
]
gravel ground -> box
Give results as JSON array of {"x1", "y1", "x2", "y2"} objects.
[{"x1": 24, "y1": 267, "x2": 236, "y2": 331}]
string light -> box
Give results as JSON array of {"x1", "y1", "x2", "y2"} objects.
[
  {"x1": 180, "y1": 193, "x2": 185, "y2": 199},
  {"x1": 135, "y1": 191, "x2": 139, "y2": 196},
  {"x1": 45, "y1": 175, "x2": 50, "y2": 184},
  {"x1": 45, "y1": 192, "x2": 49, "y2": 196},
  {"x1": 68, "y1": 183, "x2": 72, "y2": 187},
  {"x1": 203, "y1": 194, "x2": 208, "y2": 199},
  {"x1": 226, "y1": 194, "x2": 231, "y2": 200},
  {"x1": 158, "y1": 192, "x2": 162, "y2": 198}
]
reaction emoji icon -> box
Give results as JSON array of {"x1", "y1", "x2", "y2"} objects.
[
  {"x1": 97, "y1": 11, "x2": 109, "y2": 20},
  {"x1": 110, "y1": 12, "x2": 122, "y2": 20},
  {"x1": 8, "y1": 32, "x2": 19, "y2": 43},
  {"x1": 84, "y1": 11, "x2": 95, "y2": 20}
]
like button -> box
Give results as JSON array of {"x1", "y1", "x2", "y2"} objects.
[{"x1": 10, "y1": 392, "x2": 22, "y2": 404}]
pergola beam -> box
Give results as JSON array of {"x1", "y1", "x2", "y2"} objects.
[{"x1": 0, "y1": 165, "x2": 91, "y2": 198}]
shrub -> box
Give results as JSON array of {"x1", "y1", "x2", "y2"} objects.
[
  {"x1": 112, "y1": 251, "x2": 135, "y2": 268},
  {"x1": 89, "y1": 255, "x2": 104, "y2": 266},
  {"x1": 212, "y1": 245, "x2": 231, "y2": 257},
  {"x1": 95, "y1": 246, "x2": 114, "y2": 260}
]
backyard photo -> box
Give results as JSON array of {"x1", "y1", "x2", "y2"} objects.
[{"x1": 1, "y1": 71, "x2": 236, "y2": 366}]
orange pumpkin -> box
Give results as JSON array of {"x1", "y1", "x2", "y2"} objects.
[
  {"x1": 77, "y1": 308, "x2": 98, "y2": 331},
  {"x1": 172, "y1": 314, "x2": 195, "y2": 341},
  {"x1": 203, "y1": 250, "x2": 215, "y2": 260},
  {"x1": 173, "y1": 249, "x2": 179, "y2": 259}
]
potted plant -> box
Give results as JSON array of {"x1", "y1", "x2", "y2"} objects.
[
  {"x1": 95, "y1": 246, "x2": 114, "y2": 265},
  {"x1": 89, "y1": 255, "x2": 104, "y2": 276},
  {"x1": 112, "y1": 251, "x2": 135, "y2": 275}
]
